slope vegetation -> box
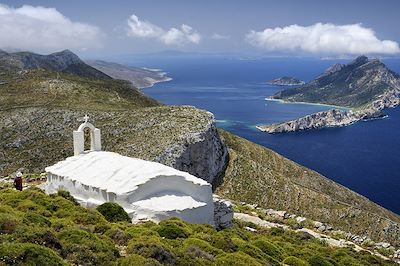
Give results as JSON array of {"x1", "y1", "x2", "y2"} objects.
[{"x1": 216, "y1": 130, "x2": 400, "y2": 245}]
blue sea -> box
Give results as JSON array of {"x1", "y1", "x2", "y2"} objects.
[{"x1": 124, "y1": 54, "x2": 400, "y2": 214}]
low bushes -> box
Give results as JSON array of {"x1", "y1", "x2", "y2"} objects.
[
  {"x1": 0, "y1": 188, "x2": 396, "y2": 266},
  {"x1": 127, "y1": 236, "x2": 176, "y2": 265},
  {"x1": 0, "y1": 242, "x2": 66, "y2": 266},
  {"x1": 157, "y1": 219, "x2": 192, "y2": 239}
]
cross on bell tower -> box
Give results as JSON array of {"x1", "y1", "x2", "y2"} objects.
[{"x1": 83, "y1": 114, "x2": 89, "y2": 123}]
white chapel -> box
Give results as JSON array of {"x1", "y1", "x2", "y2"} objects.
[{"x1": 43, "y1": 116, "x2": 215, "y2": 225}]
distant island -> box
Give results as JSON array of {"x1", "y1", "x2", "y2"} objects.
[
  {"x1": 267, "y1": 76, "x2": 305, "y2": 86},
  {"x1": 258, "y1": 56, "x2": 400, "y2": 133},
  {"x1": 86, "y1": 60, "x2": 172, "y2": 89}
]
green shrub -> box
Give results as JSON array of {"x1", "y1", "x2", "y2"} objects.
[
  {"x1": 125, "y1": 226, "x2": 160, "y2": 238},
  {"x1": 127, "y1": 236, "x2": 176, "y2": 265},
  {"x1": 308, "y1": 255, "x2": 334, "y2": 266},
  {"x1": 106, "y1": 227, "x2": 130, "y2": 245},
  {"x1": 206, "y1": 231, "x2": 238, "y2": 252},
  {"x1": 0, "y1": 242, "x2": 66, "y2": 266},
  {"x1": 0, "y1": 213, "x2": 20, "y2": 234},
  {"x1": 215, "y1": 252, "x2": 263, "y2": 266},
  {"x1": 23, "y1": 212, "x2": 51, "y2": 227},
  {"x1": 56, "y1": 190, "x2": 79, "y2": 205},
  {"x1": 117, "y1": 254, "x2": 162, "y2": 266},
  {"x1": 15, "y1": 226, "x2": 62, "y2": 250},
  {"x1": 157, "y1": 219, "x2": 191, "y2": 239},
  {"x1": 183, "y1": 238, "x2": 223, "y2": 256},
  {"x1": 238, "y1": 243, "x2": 280, "y2": 265},
  {"x1": 252, "y1": 238, "x2": 285, "y2": 261},
  {"x1": 337, "y1": 257, "x2": 364, "y2": 266},
  {"x1": 58, "y1": 228, "x2": 119, "y2": 265},
  {"x1": 176, "y1": 245, "x2": 215, "y2": 266},
  {"x1": 96, "y1": 202, "x2": 130, "y2": 223},
  {"x1": 283, "y1": 256, "x2": 310, "y2": 266}
]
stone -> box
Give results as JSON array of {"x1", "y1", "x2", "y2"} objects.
[
  {"x1": 313, "y1": 221, "x2": 323, "y2": 228},
  {"x1": 295, "y1": 216, "x2": 307, "y2": 223},
  {"x1": 375, "y1": 242, "x2": 391, "y2": 249},
  {"x1": 245, "y1": 226, "x2": 257, "y2": 232},
  {"x1": 213, "y1": 195, "x2": 234, "y2": 229},
  {"x1": 317, "y1": 225, "x2": 326, "y2": 232}
]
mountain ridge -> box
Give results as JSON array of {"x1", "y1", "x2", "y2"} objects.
[
  {"x1": 270, "y1": 55, "x2": 400, "y2": 108},
  {"x1": 0, "y1": 49, "x2": 111, "y2": 80},
  {"x1": 259, "y1": 56, "x2": 400, "y2": 133}
]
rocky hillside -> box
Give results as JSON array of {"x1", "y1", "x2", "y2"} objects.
[
  {"x1": 86, "y1": 60, "x2": 171, "y2": 88},
  {"x1": 216, "y1": 130, "x2": 400, "y2": 245},
  {"x1": 0, "y1": 49, "x2": 110, "y2": 80},
  {"x1": 0, "y1": 72, "x2": 227, "y2": 185},
  {"x1": 270, "y1": 56, "x2": 400, "y2": 108},
  {"x1": 1, "y1": 51, "x2": 399, "y2": 247}
]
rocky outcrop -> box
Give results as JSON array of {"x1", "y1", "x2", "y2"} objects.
[
  {"x1": 267, "y1": 76, "x2": 305, "y2": 86},
  {"x1": 258, "y1": 88, "x2": 400, "y2": 133},
  {"x1": 213, "y1": 195, "x2": 234, "y2": 229},
  {"x1": 155, "y1": 110, "x2": 228, "y2": 184},
  {"x1": 257, "y1": 108, "x2": 385, "y2": 133}
]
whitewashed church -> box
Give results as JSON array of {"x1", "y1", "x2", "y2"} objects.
[{"x1": 43, "y1": 116, "x2": 215, "y2": 225}]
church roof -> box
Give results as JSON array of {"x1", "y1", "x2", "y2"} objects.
[{"x1": 45, "y1": 151, "x2": 209, "y2": 194}]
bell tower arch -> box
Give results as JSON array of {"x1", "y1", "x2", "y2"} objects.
[{"x1": 73, "y1": 115, "x2": 101, "y2": 155}]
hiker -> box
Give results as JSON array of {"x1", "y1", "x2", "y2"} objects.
[{"x1": 14, "y1": 172, "x2": 23, "y2": 191}]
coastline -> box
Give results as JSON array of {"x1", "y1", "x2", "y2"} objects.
[
  {"x1": 137, "y1": 68, "x2": 173, "y2": 89},
  {"x1": 139, "y1": 76, "x2": 173, "y2": 89},
  {"x1": 265, "y1": 97, "x2": 350, "y2": 110}
]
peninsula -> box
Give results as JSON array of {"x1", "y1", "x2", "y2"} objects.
[
  {"x1": 258, "y1": 56, "x2": 400, "y2": 133},
  {"x1": 86, "y1": 60, "x2": 172, "y2": 89}
]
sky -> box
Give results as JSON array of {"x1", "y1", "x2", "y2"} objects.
[{"x1": 0, "y1": 0, "x2": 399, "y2": 58}]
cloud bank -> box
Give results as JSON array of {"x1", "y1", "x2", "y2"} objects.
[
  {"x1": 127, "y1": 14, "x2": 201, "y2": 46},
  {"x1": 0, "y1": 4, "x2": 102, "y2": 52},
  {"x1": 246, "y1": 23, "x2": 400, "y2": 55}
]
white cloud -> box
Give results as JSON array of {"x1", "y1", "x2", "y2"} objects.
[
  {"x1": 127, "y1": 14, "x2": 201, "y2": 46},
  {"x1": 246, "y1": 23, "x2": 400, "y2": 55},
  {"x1": 0, "y1": 4, "x2": 102, "y2": 52},
  {"x1": 211, "y1": 33, "x2": 231, "y2": 40}
]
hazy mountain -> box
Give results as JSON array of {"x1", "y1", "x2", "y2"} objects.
[{"x1": 0, "y1": 49, "x2": 111, "y2": 80}]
